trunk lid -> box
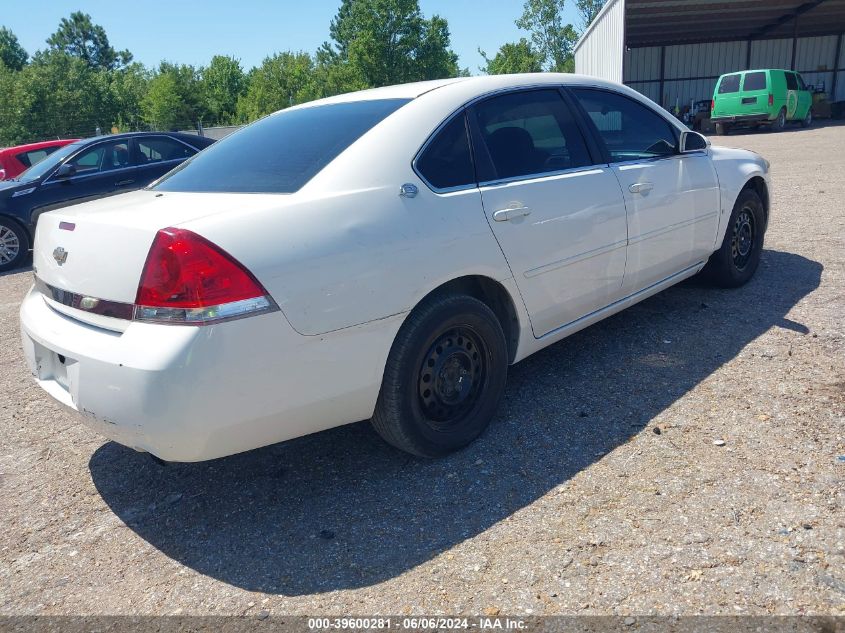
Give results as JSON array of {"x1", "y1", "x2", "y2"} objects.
[{"x1": 33, "y1": 190, "x2": 288, "y2": 328}]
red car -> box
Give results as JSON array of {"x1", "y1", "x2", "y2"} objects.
[{"x1": 0, "y1": 139, "x2": 80, "y2": 181}]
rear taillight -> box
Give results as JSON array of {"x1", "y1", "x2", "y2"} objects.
[
  {"x1": 711, "y1": 99, "x2": 715, "y2": 112},
  {"x1": 768, "y1": 94, "x2": 774, "y2": 106},
  {"x1": 134, "y1": 227, "x2": 277, "y2": 325}
]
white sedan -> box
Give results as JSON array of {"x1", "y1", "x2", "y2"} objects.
[{"x1": 20, "y1": 74, "x2": 770, "y2": 461}]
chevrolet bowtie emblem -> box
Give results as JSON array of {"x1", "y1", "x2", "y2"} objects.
[{"x1": 53, "y1": 247, "x2": 68, "y2": 265}]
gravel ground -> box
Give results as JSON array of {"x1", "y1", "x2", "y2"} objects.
[{"x1": 1, "y1": 122, "x2": 843, "y2": 617}]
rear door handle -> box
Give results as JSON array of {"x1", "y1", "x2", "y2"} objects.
[
  {"x1": 629, "y1": 182, "x2": 653, "y2": 194},
  {"x1": 115, "y1": 179, "x2": 135, "y2": 186},
  {"x1": 492, "y1": 206, "x2": 531, "y2": 222}
]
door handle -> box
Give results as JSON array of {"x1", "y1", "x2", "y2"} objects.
[
  {"x1": 115, "y1": 179, "x2": 135, "y2": 186},
  {"x1": 492, "y1": 206, "x2": 531, "y2": 222},
  {"x1": 629, "y1": 182, "x2": 653, "y2": 194}
]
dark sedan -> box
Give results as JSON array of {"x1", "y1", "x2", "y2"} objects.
[{"x1": 0, "y1": 132, "x2": 214, "y2": 272}]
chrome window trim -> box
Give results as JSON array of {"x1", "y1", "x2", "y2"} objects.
[{"x1": 478, "y1": 163, "x2": 607, "y2": 189}]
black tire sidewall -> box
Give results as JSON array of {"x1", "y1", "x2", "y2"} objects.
[
  {"x1": 0, "y1": 218, "x2": 30, "y2": 273},
  {"x1": 715, "y1": 190, "x2": 765, "y2": 286},
  {"x1": 773, "y1": 109, "x2": 786, "y2": 131},
  {"x1": 378, "y1": 296, "x2": 508, "y2": 457}
]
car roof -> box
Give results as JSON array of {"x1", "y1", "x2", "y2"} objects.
[
  {"x1": 0, "y1": 138, "x2": 79, "y2": 155},
  {"x1": 720, "y1": 69, "x2": 796, "y2": 76},
  {"x1": 282, "y1": 73, "x2": 633, "y2": 113}
]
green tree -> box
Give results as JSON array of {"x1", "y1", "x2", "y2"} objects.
[
  {"x1": 480, "y1": 38, "x2": 544, "y2": 75},
  {"x1": 323, "y1": 0, "x2": 460, "y2": 87},
  {"x1": 201, "y1": 55, "x2": 245, "y2": 124},
  {"x1": 46, "y1": 11, "x2": 132, "y2": 71},
  {"x1": 516, "y1": 0, "x2": 578, "y2": 72},
  {"x1": 142, "y1": 62, "x2": 204, "y2": 130},
  {"x1": 576, "y1": 0, "x2": 607, "y2": 30},
  {"x1": 0, "y1": 26, "x2": 28, "y2": 70},
  {"x1": 311, "y1": 49, "x2": 369, "y2": 99},
  {"x1": 142, "y1": 72, "x2": 186, "y2": 130},
  {"x1": 0, "y1": 63, "x2": 25, "y2": 144},
  {"x1": 108, "y1": 63, "x2": 150, "y2": 131},
  {"x1": 236, "y1": 52, "x2": 316, "y2": 122},
  {"x1": 8, "y1": 52, "x2": 110, "y2": 142}
]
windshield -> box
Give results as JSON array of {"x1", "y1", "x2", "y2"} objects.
[
  {"x1": 154, "y1": 99, "x2": 410, "y2": 194},
  {"x1": 17, "y1": 141, "x2": 84, "y2": 182}
]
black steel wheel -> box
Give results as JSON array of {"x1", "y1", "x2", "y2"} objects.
[
  {"x1": 701, "y1": 188, "x2": 765, "y2": 288},
  {"x1": 372, "y1": 293, "x2": 508, "y2": 457},
  {"x1": 730, "y1": 205, "x2": 756, "y2": 272},
  {"x1": 417, "y1": 326, "x2": 488, "y2": 431}
]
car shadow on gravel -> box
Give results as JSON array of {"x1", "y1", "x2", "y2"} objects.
[{"x1": 90, "y1": 248, "x2": 822, "y2": 596}]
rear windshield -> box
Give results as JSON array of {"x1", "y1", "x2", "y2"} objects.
[
  {"x1": 154, "y1": 99, "x2": 410, "y2": 194},
  {"x1": 718, "y1": 74, "x2": 741, "y2": 94},
  {"x1": 743, "y1": 72, "x2": 767, "y2": 91}
]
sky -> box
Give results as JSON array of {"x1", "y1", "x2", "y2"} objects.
[{"x1": 2, "y1": 1, "x2": 581, "y2": 75}]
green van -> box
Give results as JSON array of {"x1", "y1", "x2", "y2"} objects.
[{"x1": 711, "y1": 69, "x2": 813, "y2": 134}]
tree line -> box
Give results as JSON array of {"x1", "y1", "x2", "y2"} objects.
[{"x1": 0, "y1": 0, "x2": 605, "y2": 146}]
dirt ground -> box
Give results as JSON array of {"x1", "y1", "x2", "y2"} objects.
[{"x1": 1, "y1": 122, "x2": 843, "y2": 617}]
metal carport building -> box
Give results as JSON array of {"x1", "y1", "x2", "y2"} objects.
[{"x1": 574, "y1": 0, "x2": 845, "y2": 108}]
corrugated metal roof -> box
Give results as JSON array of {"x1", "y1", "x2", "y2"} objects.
[{"x1": 626, "y1": 0, "x2": 845, "y2": 47}]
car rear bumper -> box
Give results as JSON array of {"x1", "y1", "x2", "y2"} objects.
[
  {"x1": 19, "y1": 285, "x2": 398, "y2": 462},
  {"x1": 711, "y1": 113, "x2": 772, "y2": 124}
]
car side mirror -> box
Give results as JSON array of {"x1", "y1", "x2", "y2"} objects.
[
  {"x1": 54, "y1": 163, "x2": 76, "y2": 179},
  {"x1": 680, "y1": 130, "x2": 709, "y2": 153}
]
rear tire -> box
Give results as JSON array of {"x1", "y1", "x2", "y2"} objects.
[
  {"x1": 715, "y1": 122, "x2": 730, "y2": 136},
  {"x1": 800, "y1": 109, "x2": 813, "y2": 128},
  {"x1": 772, "y1": 108, "x2": 786, "y2": 132},
  {"x1": 701, "y1": 188, "x2": 765, "y2": 288},
  {"x1": 371, "y1": 294, "x2": 508, "y2": 458},
  {"x1": 0, "y1": 217, "x2": 30, "y2": 273}
]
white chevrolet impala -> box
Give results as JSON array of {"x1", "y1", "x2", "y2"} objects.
[{"x1": 20, "y1": 74, "x2": 770, "y2": 461}]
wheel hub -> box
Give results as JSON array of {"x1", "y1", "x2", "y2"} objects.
[
  {"x1": 418, "y1": 327, "x2": 486, "y2": 426},
  {"x1": 0, "y1": 226, "x2": 20, "y2": 265},
  {"x1": 731, "y1": 208, "x2": 755, "y2": 270}
]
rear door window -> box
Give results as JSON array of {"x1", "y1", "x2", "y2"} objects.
[
  {"x1": 138, "y1": 136, "x2": 196, "y2": 164},
  {"x1": 743, "y1": 72, "x2": 767, "y2": 91},
  {"x1": 155, "y1": 99, "x2": 409, "y2": 194},
  {"x1": 471, "y1": 89, "x2": 591, "y2": 181},
  {"x1": 786, "y1": 72, "x2": 799, "y2": 90},
  {"x1": 416, "y1": 113, "x2": 475, "y2": 190},
  {"x1": 718, "y1": 74, "x2": 741, "y2": 94}
]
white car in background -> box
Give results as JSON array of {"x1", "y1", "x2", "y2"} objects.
[{"x1": 20, "y1": 74, "x2": 770, "y2": 462}]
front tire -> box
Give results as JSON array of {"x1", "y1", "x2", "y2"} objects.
[
  {"x1": 702, "y1": 188, "x2": 765, "y2": 288},
  {"x1": 0, "y1": 218, "x2": 30, "y2": 273},
  {"x1": 372, "y1": 294, "x2": 508, "y2": 457}
]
